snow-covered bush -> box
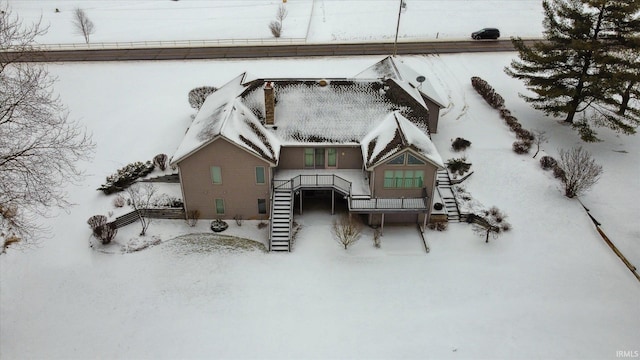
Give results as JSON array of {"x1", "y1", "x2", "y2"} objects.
[
  {"x1": 332, "y1": 214, "x2": 362, "y2": 250},
  {"x1": 87, "y1": 215, "x2": 107, "y2": 232},
  {"x1": 471, "y1": 76, "x2": 505, "y2": 109},
  {"x1": 98, "y1": 161, "x2": 155, "y2": 195},
  {"x1": 515, "y1": 128, "x2": 535, "y2": 141},
  {"x1": 188, "y1": 86, "x2": 217, "y2": 110},
  {"x1": 446, "y1": 157, "x2": 471, "y2": 176},
  {"x1": 152, "y1": 194, "x2": 183, "y2": 208},
  {"x1": 540, "y1": 156, "x2": 557, "y2": 170},
  {"x1": 470, "y1": 206, "x2": 511, "y2": 243},
  {"x1": 451, "y1": 137, "x2": 472, "y2": 152},
  {"x1": 512, "y1": 140, "x2": 531, "y2": 154},
  {"x1": 153, "y1": 153, "x2": 168, "y2": 171},
  {"x1": 552, "y1": 164, "x2": 566, "y2": 181},
  {"x1": 269, "y1": 20, "x2": 282, "y2": 38}
]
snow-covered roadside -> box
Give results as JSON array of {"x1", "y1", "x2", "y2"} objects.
[{"x1": 1, "y1": 54, "x2": 638, "y2": 359}]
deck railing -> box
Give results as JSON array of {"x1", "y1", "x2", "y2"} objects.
[
  {"x1": 349, "y1": 197, "x2": 428, "y2": 212},
  {"x1": 274, "y1": 174, "x2": 352, "y2": 195}
]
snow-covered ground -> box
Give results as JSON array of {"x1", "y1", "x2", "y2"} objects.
[{"x1": 1, "y1": 1, "x2": 639, "y2": 359}]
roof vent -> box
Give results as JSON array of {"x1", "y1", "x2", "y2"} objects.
[{"x1": 318, "y1": 79, "x2": 329, "y2": 87}]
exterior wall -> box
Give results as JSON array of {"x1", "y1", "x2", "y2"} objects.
[
  {"x1": 368, "y1": 150, "x2": 440, "y2": 224},
  {"x1": 177, "y1": 138, "x2": 272, "y2": 220},
  {"x1": 423, "y1": 99, "x2": 440, "y2": 134},
  {"x1": 278, "y1": 146, "x2": 363, "y2": 169}
]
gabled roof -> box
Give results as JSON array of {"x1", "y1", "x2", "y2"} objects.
[
  {"x1": 172, "y1": 57, "x2": 444, "y2": 167},
  {"x1": 361, "y1": 111, "x2": 444, "y2": 169},
  {"x1": 171, "y1": 73, "x2": 281, "y2": 165},
  {"x1": 355, "y1": 56, "x2": 446, "y2": 109}
]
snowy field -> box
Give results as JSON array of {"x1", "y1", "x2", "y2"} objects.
[{"x1": 1, "y1": 1, "x2": 639, "y2": 359}]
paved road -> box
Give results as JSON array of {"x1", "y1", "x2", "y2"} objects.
[{"x1": 4, "y1": 39, "x2": 535, "y2": 62}]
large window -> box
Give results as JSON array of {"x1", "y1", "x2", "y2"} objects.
[
  {"x1": 210, "y1": 166, "x2": 222, "y2": 184},
  {"x1": 215, "y1": 199, "x2": 225, "y2": 214},
  {"x1": 386, "y1": 153, "x2": 425, "y2": 166},
  {"x1": 383, "y1": 170, "x2": 424, "y2": 188},
  {"x1": 255, "y1": 166, "x2": 265, "y2": 184},
  {"x1": 304, "y1": 148, "x2": 337, "y2": 168},
  {"x1": 258, "y1": 199, "x2": 267, "y2": 214}
]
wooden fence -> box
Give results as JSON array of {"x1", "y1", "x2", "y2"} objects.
[{"x1": 110, "y1": 208, "x2": 185, "y2": 229}]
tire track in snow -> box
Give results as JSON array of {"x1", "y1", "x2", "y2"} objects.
[{"x1": 420, "y1": 54, "x2": 469, "y2": 121}]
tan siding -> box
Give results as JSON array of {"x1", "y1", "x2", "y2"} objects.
[
  {"x1": 278, "y1": 146, "x2": 363, "y2": 169},
  {"x1": 177, "y1": 138, "x2": 271, "y2": 220}
]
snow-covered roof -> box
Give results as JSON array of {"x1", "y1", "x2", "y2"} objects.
[
  {"x1": 171, "y1": 73, "x2": 281, "y2": 165},
  {"x1": 172, "y1": 58, "x2": 443, "y2": 167},
  {"x1": 361, "y1": 112, "x2": 444, "y2": 169},
  {"x1": 356, "y1": 56, "x2": 446, "y2": 109}
]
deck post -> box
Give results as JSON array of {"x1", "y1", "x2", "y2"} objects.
[
  {"x1": 422, "y1": 212, "x2": 427, "y2": 232},
  {"x1": 299, "y1": 189, "x2": 303, "y2": 215},
  {"x1": 331, "y1": 189, "x2": 335, "y2": 215},
  {"x1": 381, "y1": 213, "x2": 385, "y2": 235}
]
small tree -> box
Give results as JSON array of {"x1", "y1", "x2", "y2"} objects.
[
  {"x1": 332, "y1": 214, "x2": 362, "y2": 250},
  {"x1": 97, "y1": 222, "x2": 117, "y2": 245},
  {"x1": 269, "y1": 4, "x2": 288, "y2": 38},
  {"x1": 72, "y1": 8, "x2": 95, "y2": 44},
  {"x1": 125, "y1": 183, "x2": 157, "y2": 236},
  {"x1": 531, "y1": 129, "x2": 548, "y2": 158},
  {"x1": 470, "y1": 207, "x2": 511, "y2": 243},
  {"x1": 557, "y1": 147, "x2": 603, "y2": 198}
]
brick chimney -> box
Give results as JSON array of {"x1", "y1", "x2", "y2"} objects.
[{"x1": 264, "y1": 82, "x2": 275, "y2": 125}]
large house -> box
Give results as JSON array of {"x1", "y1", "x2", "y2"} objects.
[{"x1": 171, "y1": 56, "x2": 447, "y2": 251}]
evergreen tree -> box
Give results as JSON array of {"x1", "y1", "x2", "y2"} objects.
[{"x1": 505, "y1": 0, "x2": 640, "y2": 141}]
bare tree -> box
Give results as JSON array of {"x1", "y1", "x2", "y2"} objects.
[
  {"x1": 125, "y1": 183, "x2": 157, "y2": 236},
  {"x1": 332, "y1": 214, "x2": 362, "y2": 250},
  {"x1": 1, "y1": 3, "x2": 94, "y2": 252},
  {"x1": 470, "y1": 207, "x2": 511, "y2": 243},
  {"x1": 557, "y1": 147, "x2": 603, "y2": 198},
  {"x1": 276, "y1": 4, "x2": 288, "y2": 23},
  {"x1": 268, "y1": 4, "x2": 287, "y2": 38},
  {"x1": 72, "y1": 8, "x2": 95, "y2": 44},
  {"x1": 531, "y1": 129, "x2": 548, "y2": 158}
]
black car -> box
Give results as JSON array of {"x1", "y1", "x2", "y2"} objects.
[{"x1": 471, "y1": 28, "x2": 500, "y2": 40}]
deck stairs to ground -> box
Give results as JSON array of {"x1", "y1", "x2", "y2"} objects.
[
  {"x1": 437, "y1": 169, "x2": 463, "y2": 222},
  {"x1": 269, "y1": 188, "x2": 294, "y2": 251}
]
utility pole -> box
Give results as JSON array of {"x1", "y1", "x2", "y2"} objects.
[{"x1": 392, "y1": 0, "x2": 404, "y2": 56}]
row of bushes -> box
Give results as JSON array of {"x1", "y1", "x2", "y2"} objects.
[
  {"x1": 98, "y1": 153, "x2": 169, "y2": 195},
  {"x1": 471, "y1": 76, "x2": 534, "y2": 155}
]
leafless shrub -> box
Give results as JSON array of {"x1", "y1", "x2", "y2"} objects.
[
  {"x1": 125, "y1": 183, "x2": 157, "y2": 236},
  {"x1": 186, "y1": 210, "x2": 200, "y2": 227},
  {"x1": 188, "y1": 86, "x2": 217, "y2": 110},
  {"x1": 428, "y1": 222, "x2": 448, "y2": 231},
  {"x1": 531, "y1": 129, "x2": 548, "y2": 158},
  {"x1": 97, "y1": 222, "x2": 117, "y2": 244},
  {"x1": 153, "y1": 154, "x2": 168, "y2": 171},
  {"x1": 557, "y1": 147, "x2": 603, "y2": 198},
  {"x1": 373, "y1": 227, "x2": 381, "y2": 248},
  {"x1": 234, "y1": 214, "x2": 243, "y2": 226},
  {"x1": 470, "y1": 207, "x2": 511, "y2": 243},
  {"x1": 72, "y1": 8, "x2": 95, "y2": 43},
  {"x1": 269, "y1": 20, "x2": 282, "y2": 38},
  {"x1": 257, "y1": 221, "x2": 268, "y2": 229},
  {"x1": 332, "y1": 215, "x2": 362, "y2": 250},
  {"x1": 112, "y1": 195, "x2": 126, "y2": 208}
]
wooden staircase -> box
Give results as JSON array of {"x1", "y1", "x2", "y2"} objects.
[
  {"x1": 269, "y1": 189, "x2": 294, "y2": 251},
  {"x1": 436, "y1": 169, "x2": 462, "y2": 222}
]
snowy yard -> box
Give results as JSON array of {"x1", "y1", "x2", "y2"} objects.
[{"x1": 1, "y1": 1, "x2": 639, "y2": 359}]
